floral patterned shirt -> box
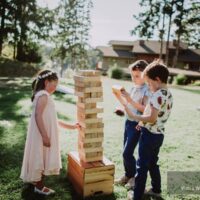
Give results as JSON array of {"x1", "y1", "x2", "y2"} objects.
[{"x1": 141, "y1": 88, "x2": 173, "y2": 134}]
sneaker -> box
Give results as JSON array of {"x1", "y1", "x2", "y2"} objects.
[
  {"x1": 144, "y1": 188, "x2": 161, "y2": 197},
  {"x1": 34, "y1": 186, "x2": 55, "y2": 196},
  {"x1": 114, "y1": 175, "x2": 129, "y2": 185},
  {"x1": 125, "y1": 177, "x2": 135, "y2": 190},
  {"x1": 127, "y1": 190, "x2": 134, "y2": 200}
]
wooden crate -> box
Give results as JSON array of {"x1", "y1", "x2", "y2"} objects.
[{"x1": 68, "y1": 151, "x2": 114, "y2": 198}]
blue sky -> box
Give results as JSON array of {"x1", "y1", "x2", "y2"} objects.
[{"x1": 37, "y1": 0, "x2": 141, "y2": 47}]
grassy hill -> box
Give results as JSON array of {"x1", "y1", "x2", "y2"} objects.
[{"x1": 0, "y1": 57, "x2": 40, "y2": 77}]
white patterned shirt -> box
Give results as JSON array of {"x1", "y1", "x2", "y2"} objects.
[{"x1": 141, "y1": 88, "x2": 173, "y2": 134}]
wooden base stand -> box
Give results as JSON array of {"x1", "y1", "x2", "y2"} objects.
[{"x1": 67, "y1": 151, "x2": 115, "y2": 198}]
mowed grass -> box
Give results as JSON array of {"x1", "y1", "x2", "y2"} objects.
[{"x1": 0, "y1": 76, "x2": 200, "y2": 200}]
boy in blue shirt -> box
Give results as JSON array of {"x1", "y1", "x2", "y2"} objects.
[
  {"x1": 113, "y1": 60, "x2": 149, "y2": 189},
  {"x1": 124, "y1": 61, "x2": 173, "y2": 200}
]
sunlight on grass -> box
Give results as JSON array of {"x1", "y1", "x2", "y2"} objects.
[{"x1": 0, "y1": 77, "x2": 200, "y2": 200}]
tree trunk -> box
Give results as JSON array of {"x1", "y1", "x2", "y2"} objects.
[
  {"x1": 165, "y1": 13, "x2": 172, "y2": 66},
  {"x1": 172, "y1": 0, "x2": 185, "y2": 68},
  {"x1": 159, "y1": 12, "x2": 166, "y2": 59},
  {"x1": 0, "y1": 6, "x2": 5, "y2": 56},
  {"x1": 172, "y1": 36, "x2": 180, "y2": 68},
  {"x1": 13, "y1": 14, "x2": 17, "y2": 59},
  {"x1": 16, "y1": 4, "x2": 26, "y2": 61}
]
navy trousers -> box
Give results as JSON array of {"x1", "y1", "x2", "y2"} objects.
[
  {"x1": 134, "y1": 127, "x2": 164, "y2": 200},
  {"x1": 123, "y1": 120, "x2": 141, "y2": 178}
]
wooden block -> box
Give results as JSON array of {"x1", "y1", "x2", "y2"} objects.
[
  {"x1": 75, "y1": 86, "x2": 102, "y2": 93},
  {"x1": 84, "y1": 87, "x2": 102, "y2": 93},
  {"x1": 79, "y1": 151, "x2": 103, "y2": 164},
  {"x1": 85, "y1": 97, "x2": 103, "y2": 103},
  {"x1": 68, "y1": 151, "x2": 114, "y2": 198},
  {"x1": 81, "y1": 127, "x2": 104, "y2": 134},
  {"x1": 75, "y1": 91, "x2": 103, "y2": 98},
  {"x1": 77, "y1": 106, "x2": 103, "y2": 114},
  {"x1": 79, "y1": 131, "x2": 104, "y2": 139},
  {"x1": 77, "y1": 112, "x2": 98, "y2": 122},
  {"x1": 77, "y1": 102, "x2": 96, "y2": 109},
  {"x1": 78, "y1": 132, "x2": 103, "y2": 142},
  {"x1": 79, "y1": 118, "x2": 103, "y2": 128},
  {"x1": 74, "y1": 80, "x2": 102, "y2": 88},
  {"x1": 112, "y1": 84, "x2": 125, "y2": 95},
  {"x1": 78, "y1": 97, "x2": 103, "y2": 103},
  {"x1": 74, "y1": 75, "x2": 101, "y2": 83},
  {"x1": 79, "y1": 151, "x2": 103, "y2": 163},
  {"x1": 78, "y1": 140, "x2": 102, "y2": 149},
  {"x1": 77, "y1": 70, "x2": 101, "y2": 77}
]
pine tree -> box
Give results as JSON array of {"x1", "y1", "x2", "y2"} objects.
[{"x1": 53, "y1": 0, "x2": 92, "y2": 74}]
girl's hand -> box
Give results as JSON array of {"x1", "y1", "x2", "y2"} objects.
[
  {"x1": 42, "y1": 136, "x2": 51, "y2": 147},
  {"x1": 121, "y1": 90, "x2": 132, "y2": 103},
  {"x1": 73, "y1": 123, "x2": 81, "y2": 130}
]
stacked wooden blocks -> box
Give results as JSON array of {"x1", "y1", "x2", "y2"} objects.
[
  {"x1": 74, "y1": 70, "x2": 104, "y2": 162},
  {"x1": 67, "y1": 70, "x2": 115, "y2": 198}
]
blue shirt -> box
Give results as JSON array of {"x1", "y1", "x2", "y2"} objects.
[{"x1": 125, "y1": 84, "x2": 150, "y2": 122}]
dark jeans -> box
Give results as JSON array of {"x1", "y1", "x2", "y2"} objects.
[
  {"x1": 123, "y1": 120, "x2": 141, "y2": 178},
  {"x1": 134, "y1": 127, "x2": 164, "y2": 200}
]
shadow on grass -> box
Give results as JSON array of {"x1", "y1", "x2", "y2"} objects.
[
  {"x1": 0, "y1": 78, "x2": 117, "y2": 200},
  {"x1": 54, "y1": 91, "x2": 76, "y2": 105},
  {"x1": 143, "y1": 194, "x2": 165, "y2": 200}
]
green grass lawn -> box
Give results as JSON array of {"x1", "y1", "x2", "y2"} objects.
[{"x1": 0, "y1": 76, "x2": 200, "y2": 200}]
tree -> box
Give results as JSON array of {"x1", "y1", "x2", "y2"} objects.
[
  {"x1": 132, "y1": 0, "x2": 200, "y2": 68},
  {"x1": 163, "y1": 1, "x2": 175, "y2": 66},
  {"x1": 172, "y1": 0, "x2": 185, "y2": 68},
  {"x1": 0, "y1": 0, "x2": 15, "y2": 56},
  {"x1": 0, "y1": 0, "x2": 54, "y2": 62},
  {"x1": 132, "y1": 0, "x2": 174, "y2": 59},
  {"x1": 14, "y1": 0, "x2": 54, "y2": 62},
  {"x1": 53, "y1": 0, "x2": 92, "y2": 75},
  {"x1": 181, "y1": 1, "x2": 200, "y2": 48}
]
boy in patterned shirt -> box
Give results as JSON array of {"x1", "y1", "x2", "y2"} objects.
[{"x1": 124, "y1": 61, "x2": 173, "y2": 200}]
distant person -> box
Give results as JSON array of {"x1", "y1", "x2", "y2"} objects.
[
  {"x1": 20, "y1": 70, "x2": 81, "y2": 195},
  {"x1": 113, "y1": 60, "x2": 149, "y2": 189},
  {"x1": 124, "y1": 61, "x2": 173, "y2": 200}
]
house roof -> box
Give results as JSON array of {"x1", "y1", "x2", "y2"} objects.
[
  {"x1": 109, "y1": 40, "x2": 134, "y2": 46},
  {"x1": 97, "y1": 40, "x2": 200, "y2": 62},
  {"x1": 132, "y1": 40, "x2": 188, "y2": 54},
  {"x1": 97, "y1": 46, "x2": 135, "y2": 58}
]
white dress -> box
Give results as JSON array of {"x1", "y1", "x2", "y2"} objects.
[{"x1": 20, "y1": 90, "x2": 62, "y2": 183}]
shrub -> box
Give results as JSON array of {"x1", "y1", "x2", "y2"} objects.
[
  {"x1": 108, "y1": 64, "x2": 124, "y2": 79},
  {"x1": 173, "y1": 74, "x2": 187, "y2": 85},
  {"x1": 192, "y1": 80, "x2": 200, "y2": 86}
]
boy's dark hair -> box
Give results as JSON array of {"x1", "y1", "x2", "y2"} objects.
[
  {"x1": 129, "y1": 60, "x2": 148, "y2": 72},
  {"x1": 31, "y1": 69, "x2": 58, "y2": 101},
  {"x1": 144, "y1": 61, "x2": 169, "y2": 83}
]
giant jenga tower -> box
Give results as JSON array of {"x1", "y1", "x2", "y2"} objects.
[{"x1": 67, "y1": 70, "x2": 115, "y2": 198}]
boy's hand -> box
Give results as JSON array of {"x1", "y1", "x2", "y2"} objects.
[
  {"x1": 114, "y1": 108, "x2": 125, "y2": 116},
  {"x1": 121, "y1": 90, "x2": 132, "y2": 103},
  {"x1": 136, "y1": 124, "x2": 141, "y2": 131},
  {"x1": 42, "y1": 136, "x2": 51, "y2": 147}
]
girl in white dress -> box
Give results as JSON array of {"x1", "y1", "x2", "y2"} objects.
[{"x1": 20, "y1": 70, "x2": 80, "y2": 195}]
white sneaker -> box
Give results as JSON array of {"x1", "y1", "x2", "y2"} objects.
[
  {"x1": 144, "y1": 188, "x2": 161, "y2": 197},
  {"x1": 127, "y1": 190, "x2": 134, "y2": 200},
  {"x1": 34, "y1": 186, "x2": 55, "y2": 196},
  {"x1": 114, "y1": 175, "x2": 129, "y2": 185},
  {"x1": 125, "y1": 177, "x2": 135, "y2": 190}
]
